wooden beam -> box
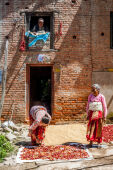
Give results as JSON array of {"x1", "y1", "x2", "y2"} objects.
[{"x1": 0, "y1": 37, "x2": 9, "y2": 126}]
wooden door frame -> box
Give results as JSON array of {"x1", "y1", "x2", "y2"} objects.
[{"x1": 26, "y1": 64, "x2": 54, "y2": 121}]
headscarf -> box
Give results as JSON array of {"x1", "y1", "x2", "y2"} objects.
[
  {"x1": 38, "y1": 18, "x2": 44, "y2": 23},
  {"x1": 92, "y1": 84, "x2": 101, "y2": 92}
]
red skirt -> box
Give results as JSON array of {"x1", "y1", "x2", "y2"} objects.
[
  {"x1": 29, "y1": 115, "x2": 46, "y2": 144},
  {"x1": 86, "y1": 111, "x2": 103, "y2": 143}
]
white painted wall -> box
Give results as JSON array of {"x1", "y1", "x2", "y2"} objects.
[{"x1": 92, "y1": 72, "x2": 113, "y2": 114}]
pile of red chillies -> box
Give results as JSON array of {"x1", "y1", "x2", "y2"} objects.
[
  {"x1": 103, "y1": 125, "x2": 113, "y2": 143},
  {"x1": 20, "y1": 145, "x2": 89, "y2": 161}
]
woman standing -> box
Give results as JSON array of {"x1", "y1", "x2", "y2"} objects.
[{"x1": 86, "y1": 84, "x2": 107, "y2": 146}]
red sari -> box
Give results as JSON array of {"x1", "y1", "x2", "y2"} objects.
[
  {"x1": 30, "y1": 115, "x2": 46, "y2": 145},
  {"x1": 86, "y1": 111, "x2": 103, "y2": 143}
]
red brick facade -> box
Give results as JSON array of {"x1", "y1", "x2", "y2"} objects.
[{"x1": 0, "y1": 0, "x2": 113, "y2": 124}]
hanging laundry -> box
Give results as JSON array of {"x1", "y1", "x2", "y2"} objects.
[
  {"x1": 19, "y1": 28, "x2": 26, "y2": 51},
  {"x1": 19, "y1": 41, "x2": 26, "y2": 51},
  {"x1": 25, "y1": 31, "x2": 50, "y2": 47},
  {"x1": 0, "y1": 70, "x2": 2, "y2": 84}
]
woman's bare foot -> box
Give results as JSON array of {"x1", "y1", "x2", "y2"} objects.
[
  {"x1": 28, "y1": 129, "x2": 32, "y2": 137},
  {"x1": 89, "y1": 141, "x2": 93, "y2": 146},
  {"x1": 86, "y1": 141, "x2": 93, "y2": 148}
]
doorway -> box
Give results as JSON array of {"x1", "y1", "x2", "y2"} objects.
[{"x1": 28, "y1": 66, "x2": 52, "y2": 116}]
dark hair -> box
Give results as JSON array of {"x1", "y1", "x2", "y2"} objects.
[{"x1": 42, "y1": 116, "x2": 50, "y2": 124}]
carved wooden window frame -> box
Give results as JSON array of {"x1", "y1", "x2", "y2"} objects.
[{"x1": 25, "y1": 12, "x2": 54, "y2": 50}]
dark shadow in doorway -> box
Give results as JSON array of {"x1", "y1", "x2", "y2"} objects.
[{"x1": 30, "y1": 66, "x2": 52, "y2": 115}]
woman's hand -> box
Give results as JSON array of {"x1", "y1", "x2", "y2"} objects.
[
  {"x1": 31, "y1": 32, "x2": 37, "y2": 35},
  {"x1": 39, "y1": 122, "x2": 48, "y2": 127},
  {"x1": 87, "y1": 111, "x2": 90, "y2": 120},
  {"x1": 103, "y1": 117, "x2": 106, "y2": 124},
  {"x1": 28, "y1": 129, "x2": 32, "y2": 137}
]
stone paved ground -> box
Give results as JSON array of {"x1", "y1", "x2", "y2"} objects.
[{"x1": 0, "y1": 123, "x2": 113, "y2": 170}]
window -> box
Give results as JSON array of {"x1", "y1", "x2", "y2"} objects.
[
  {"x1": 25, "y1": 12, "x2": 54, "y2": 50},
  {"x1": 110, "y1": 12, "x2": 113, "y2": 49}
]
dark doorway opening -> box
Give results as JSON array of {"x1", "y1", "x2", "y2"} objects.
[{"x1": 30, "y1": 66, "x2": 52, "y2": 115}]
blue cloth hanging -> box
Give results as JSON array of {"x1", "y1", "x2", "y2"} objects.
[
  {"x1": 0, "y1": 70, "x2": 2, "y2": 84},
  {"x1": 25, "y1": 31, "x2": 50, "y2": 47}
]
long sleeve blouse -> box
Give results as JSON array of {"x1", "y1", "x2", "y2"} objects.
[
  {"x1": 29, "y1": 105, "x2": 51, "y2": 131},
  {"x1": 86, "y1": 93, "x2": 107, "y2": 118}
]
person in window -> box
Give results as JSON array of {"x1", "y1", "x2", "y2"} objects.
[
  {"x1": 86, "y1": 84, "x2": 107, "y2": 147},
  {"x1": 31, "y1": 18, "x2": 48, "y2": 35},
  {"x1": 28, "y1": 101, "x2": 51, "y2": 145}
]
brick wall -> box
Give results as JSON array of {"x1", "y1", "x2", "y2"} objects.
[{"x1": 0, "y1": 0, "x2": 113, "y2": 124}]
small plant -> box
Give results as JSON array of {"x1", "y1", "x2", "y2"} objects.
[{"x1": 0, "y1": 134, "x2": 14, "y2": 162}]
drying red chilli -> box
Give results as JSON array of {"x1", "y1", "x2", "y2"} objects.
[
  {"x1": 103, "y1": 125, "x2": 113, "y2": 143},
  {"x1": 20, "y1": 145, "x2": 89, "y2": 161}
]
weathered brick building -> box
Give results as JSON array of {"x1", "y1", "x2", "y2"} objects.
[{"x1": 0, "y1": 0, "x2": 113, "y2": 124}]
